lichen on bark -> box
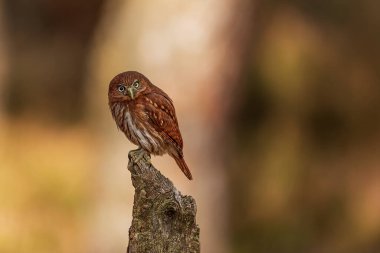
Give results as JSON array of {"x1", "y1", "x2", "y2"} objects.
[{"x1": 127, "y1": 151, "x2": 200, "y2": 253}]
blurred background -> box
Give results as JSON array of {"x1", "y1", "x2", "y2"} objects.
[{"x1": 1, "y1": 0, "x2": 380, "y2": 252}]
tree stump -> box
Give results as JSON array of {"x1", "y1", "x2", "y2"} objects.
[{"x1": 127, "y1": 150, "x2": 200, "y2": 253}]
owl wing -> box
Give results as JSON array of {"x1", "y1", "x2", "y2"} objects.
[{"x1": 143, "y1": 92, "x2": 184, "y2": 153}]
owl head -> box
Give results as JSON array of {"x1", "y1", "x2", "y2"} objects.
[{"x1": 108, "y1": 71, "x2": 152, "y2": 102}]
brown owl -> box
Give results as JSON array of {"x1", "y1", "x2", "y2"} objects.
[{"x1": 108, "y1": 71, "x2": 193, "y2": 180}]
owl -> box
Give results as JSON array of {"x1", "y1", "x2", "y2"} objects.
[{"x1": 108, "y1": 71, "x2": 193, "y2": 180}]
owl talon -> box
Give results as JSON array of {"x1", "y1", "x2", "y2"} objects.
[{"x1": 129, "y1": 148, "x2": 150, "y2": 164}]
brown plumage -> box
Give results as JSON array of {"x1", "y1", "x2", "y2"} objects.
[{"x1": 108, "y1": 71, "x2": 193, "y2": 180}]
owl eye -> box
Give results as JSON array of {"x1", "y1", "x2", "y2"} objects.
[
  {"x1": 133, "y1": 80, "x2": 140, "y2": 89},
  {"x1": 117, "y1": 85, "x2": 126, "y2": 93}
]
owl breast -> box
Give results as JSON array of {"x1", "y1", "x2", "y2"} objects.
[{"x1": 111, "y1": 102, "x2": 166, "y2": 155}]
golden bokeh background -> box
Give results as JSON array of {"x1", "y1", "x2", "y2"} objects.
[{"x1": 1, "y1": 0, "x2": 380, "y2": 253}]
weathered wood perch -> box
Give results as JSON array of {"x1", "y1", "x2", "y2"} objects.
[{"x1": 127, "y1": 150, "x2": 200, "y2": 253}]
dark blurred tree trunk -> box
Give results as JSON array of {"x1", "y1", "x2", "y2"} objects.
[
  {"x1": 2, "y1": 0, "x2": 105, "y2": 122},
  {"x1": 228, "y1": 1, "x2": 380, "y2": 253}
]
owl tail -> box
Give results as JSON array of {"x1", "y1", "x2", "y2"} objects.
[{"x1": 174, "y1": 156, "x2": 193, "y2": 180}]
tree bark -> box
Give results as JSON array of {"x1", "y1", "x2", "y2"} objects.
[{"x1": 127, "y1": 151, "x2": 200, "y2": 253}]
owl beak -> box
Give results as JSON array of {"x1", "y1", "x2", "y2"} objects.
[{"x1": 127, "y1": 87, "x2": 135, "y2": 99}]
